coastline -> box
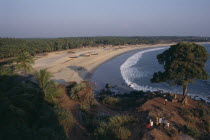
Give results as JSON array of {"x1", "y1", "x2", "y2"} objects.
[{"x1": 33, "y1": 42, "x2": 210, "y2": 84}]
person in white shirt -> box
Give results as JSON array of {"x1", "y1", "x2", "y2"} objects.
[
  {"x1": 158, "y1": 117, "x2": 162, "y2": 126},
  {"x1": 167, "y1": 122, "x2": 170, "y2": 128},
  {"x1": 150, "y1": 120, "x2": 154, "y2": 127}
]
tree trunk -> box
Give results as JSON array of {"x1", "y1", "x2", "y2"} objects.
[{"x1": 182, "y1": 84, "x2": 188, "y2": 105}]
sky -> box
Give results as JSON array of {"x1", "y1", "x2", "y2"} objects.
[{"x1": 0, "y1": 0, "x2": 210, "y2": 38}]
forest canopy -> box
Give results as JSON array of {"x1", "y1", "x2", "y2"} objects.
[{"x1": 0, "y1": 36, "x2": 209, "y2": 59}]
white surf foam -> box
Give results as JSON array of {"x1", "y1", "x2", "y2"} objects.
[
  {"x1": 120, "y1": 47, "x2": 166, "y2": 91},
  {"x1": 120, "y1": 47, "x2": 210, "y2": 103}
]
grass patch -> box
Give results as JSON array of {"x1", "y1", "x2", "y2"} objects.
[
  {"x1": 185, "y1": 126, "x2": 200, "y2": 138},
  {"x1": 102, "y1": 96, "x2": 120, "y2": 105},
  {"x1": 94, "y1": 115, "x2": 136, "y2": 140}
]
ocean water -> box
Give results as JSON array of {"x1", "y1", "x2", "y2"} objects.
[{"x1": 91, "y1": 44, "x2": 210, "y2": 102}]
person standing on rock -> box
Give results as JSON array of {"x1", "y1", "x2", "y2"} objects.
[
  {"x1": 158, "y1": 116, "x2": 162, "y2": 126},
  {"x1": 163, "y1": 118, "x2": 167, "y2": 127},
  {"x1": 156, "y1": 116, "x2": 159, "y2": 126},
  {"x1": 164, "y1": 99, "x2": 167, "y2": 105},
  {"x1": 150, "y1": 120, "x2": 154, "y2": 127},
  {"x1": 167, "y1": 122, "x2": 170, "y2": 128}
]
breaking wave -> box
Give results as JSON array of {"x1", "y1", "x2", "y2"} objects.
[
  {"x1": 120, "y1": 47, "x2": 166, "y2": 91},
  {"x1": 120, "y1": 47, "x2": 210, "y2": 102}
]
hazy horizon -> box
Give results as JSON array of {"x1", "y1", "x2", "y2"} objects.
[{"x1": 1, "y1": 0, "x2": 210, "y2": 38}]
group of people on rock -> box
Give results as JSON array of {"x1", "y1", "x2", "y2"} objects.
[{"x1": 146, "y1": 116, "x2": 170, "y2": 129}]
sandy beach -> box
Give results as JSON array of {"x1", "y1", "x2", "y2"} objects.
[{"x1": 33, "y1": 42, "x2": 210, "y2": 84}]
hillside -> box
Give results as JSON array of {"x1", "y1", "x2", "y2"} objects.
[
  {"x1": 56, "y1": 82, "x2": 210, "y2": 140},
  {"x1": 0, "y1": 72, "x2": 209, "y2": 140}
]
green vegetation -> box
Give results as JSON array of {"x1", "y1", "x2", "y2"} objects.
[
  {"x1": 185, "y1": 126, "x2": 199, "y2": 138},
  {"x1": 54, "y1": 106, "x2": 74, "y2": 136},
  {"x1": 102, "y1": 96, "x2": 120, "y2": 105},
  {"x1": 94, "y1": 115, "x2": 136, "y2": 140},
  {"x1": 34, "y1": 69, "x2": 58, "y2": 101},
  {"x1": 0, "y1": 74, "x2": 69, "y2": 139},
  {"x1": 0, "y1": 62, "x2": 74, "y2": 139},
  {"x1": 179, "y1": 104, "x2": 210, "y2": 134},
  {"x1": 0, "y1": 37, "x2": 209, "y2": 59},
  {"x1": 68, "y1": 82, "x2": 86, "y2": 100},
  {"x1": 15, "y1": 51, "x2": 35, "y2": 75},
  {"x1": 68, "y1": 82, "x2": 97, "y2": 113},
  {"x1": 98, "y1": 90, "x2": 147, "y2": 110},
  {"x1": 0, "y1": 65, "x2": 14, "y2": 79},
  {"x1": 1, "y1": 41, "x2": 210, "y2": 139},
  {"x1": 151, "y1": 42, "x2": 209, "y2": 104}
]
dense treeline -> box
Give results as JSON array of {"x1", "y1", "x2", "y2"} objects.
[{"x1": 0, "y1": 36, "x2": 209, "y2": 58}]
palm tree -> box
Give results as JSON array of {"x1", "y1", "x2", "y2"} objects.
[
  {"x1": 15, "y1": 52, "x2": 35, "y2": 75},
  {"x1": 34, "y1": 69, "x2": 55, "y2": 97}
]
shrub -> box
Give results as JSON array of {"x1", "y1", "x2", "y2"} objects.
[
  {"x1": 99, "y1": 88, "x2": 113, "y2": 96},
  {"x1": 203, "y1": 119, "x2": 210, "y2": 132},
  {"x1": 114, "y1": 126, "x2": 131, "y2": 140},
  {"x1": 185, "y1": 126, "x2": 199, "y2": 138},
  {"x1": 0, "y1": 66, "x2": 13, "y2": 76},
  {"x1": 69, "y1": 82, "x2": 86, "y2": 95},
  {"x1": 94, "y1": 115, "x2": 135, "y2": 140},
  {"x1": 44, "y1": 83, "x2": 63, "y2": 105},
  {"x1": 70, "y1": 93, "x2": 80, "y2": 101},
  {"x1": 54, "y1": 106, "x2": 74, "y2": 136},
  {"x1": 80, "y1": 102, "x2": 91, "y2": 112},
  {"x1": 179, "y1": 108, "x2": 193, "y2": 118},
  {"x1": 80, "y1": 111, "x2": 101, "y2": 133},
  {"x1": 168, "y1": 128, "x2": 176, "y2": 137},
  {"x1": 190, "y1": 108, "x2": 208, "y2": 119},
  {"x1": 69, "y1": 82, "x2": 86, "y2": 100},
  {"x1": 102, "y1": 96, "x2": 120, "y2": 105},
  {"x1": 185, "y1": 117, "x2": 194, "y2": 123},
  {"x1": 109, "y1": 115, "x2": 135, "y2": 126}
]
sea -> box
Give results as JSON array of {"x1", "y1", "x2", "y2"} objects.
[{"x1": 91, "y1": 44, "x2": 210, "y2": 102}]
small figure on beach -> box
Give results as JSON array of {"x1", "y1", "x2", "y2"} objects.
[
  {"x1": 93, "y1": 82, "x2": 97, "y2": 88},
  {"x1": 105, "y1": 83, "x2": 111, "y2": 89},
  {"x1": 129, "y1": 83, "x2": 134, "y2": 87}
]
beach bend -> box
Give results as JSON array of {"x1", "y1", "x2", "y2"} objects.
[{"x1": 33, "y1": 42, "x2": 209, "y2": 84}]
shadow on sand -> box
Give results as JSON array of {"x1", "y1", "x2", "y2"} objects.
[
  {"x1": 53, "y1": 79, "x2": 68, "y2": 85},
  {"x1": 68, "y1": 66, "x2": 92, "y2": 81}
]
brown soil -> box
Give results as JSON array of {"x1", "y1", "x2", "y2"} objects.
[
  {"x1": 138, "y1": 95, "x2": 209, "y2": 140},
  {"x1": 57, "y1": 82, "x2": 210, "y2": 140},
  {"x1": 57, "y1": 82, "x2": 116, "y2": 140}
]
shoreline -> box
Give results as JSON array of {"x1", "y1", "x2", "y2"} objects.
[{"x1": 33, "y1": 42, "x2": 210, "y2": 84}]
